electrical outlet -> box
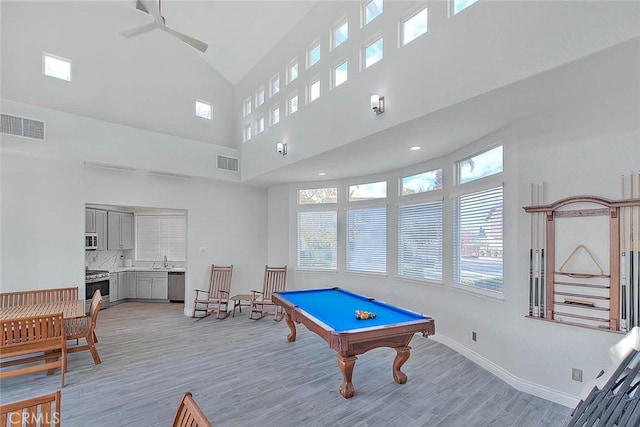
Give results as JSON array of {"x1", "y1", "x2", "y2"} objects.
[
  {"x1": 472, "y1": 331, "x2": 477, "y2": 342},
  {"x1": 572, "y1": 368, "x2": 583, "y2": 382}
]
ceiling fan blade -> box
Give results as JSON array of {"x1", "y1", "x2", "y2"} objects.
[
  {"x1": 160, "y1": 26, "x2": 208, "y2": 53},
  {"x1": 119, "y1": 22, "x2": 159, "y2": 38}
]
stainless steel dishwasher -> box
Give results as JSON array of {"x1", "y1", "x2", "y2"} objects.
[{"x1": 168, "y1": 272, "x2": 185, "y2": 302}]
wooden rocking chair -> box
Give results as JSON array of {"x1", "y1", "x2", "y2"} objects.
[
  {"x1": 192, "y1": 265, "x2": 233, "y2": 320},
  {"x1": 249, "y1": 265, "x2": 287, "y2": 321}
]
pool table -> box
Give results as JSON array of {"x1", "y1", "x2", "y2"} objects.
[{"x1": 272, "y1": 287, "x2": 435, "y2": 398}]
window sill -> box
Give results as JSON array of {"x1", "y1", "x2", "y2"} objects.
[{"x1": 451, "y1": 282, "x2": 505, "y2": 304}]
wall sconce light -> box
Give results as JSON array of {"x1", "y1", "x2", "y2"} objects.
[
  {"x1": 370, "y1": 94, "x2": 385, "y2": 115},
  {"x1": 276, "y1": 142, "x2": 287, "y2": 155}
]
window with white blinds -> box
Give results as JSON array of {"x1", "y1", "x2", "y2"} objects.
[
  {"x1": 297, "y1": 211, "x2": 337, "y2": 269},
  {"x1": 398, "y1": 200, "x2": 443, "y2": 281},
  {"x1": 347, "y1": 207, "x2": 386, "y2": 273},
  {"x1": 136, "y1": 215, "x2": 186, "y2": 262},
  {"x1": 453, "y1": 186, "x2": 503, "y2": 292}
]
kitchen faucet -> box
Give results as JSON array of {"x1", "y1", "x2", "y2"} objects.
[{"x1": 163, "y1": 254, "x2": 168, "y2": 267}]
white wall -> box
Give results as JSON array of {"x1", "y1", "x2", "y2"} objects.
[
  {"x1": 1, "y1": 1, "x2": 233, "y2": 147},
  {"x1": 0, "y1": 105, "x2": 268, "y2": 313},
  {"x1": 271, "y1": 88, "x2": 640, "y2": 406},
  {"x1": 237, "y1": 0, "x2": 640, "y2": 181}
]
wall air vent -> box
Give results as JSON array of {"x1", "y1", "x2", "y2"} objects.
[
  {"x1": 216, "y1": 155, "x2": 239, "y2": 172},
  {"x1": 0, "y1": 114, "x2": 45, "y2": 141}
]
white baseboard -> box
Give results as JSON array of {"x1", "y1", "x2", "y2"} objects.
[{"x1": 431, "y1": 334, "x2": 579, "y2": 408}]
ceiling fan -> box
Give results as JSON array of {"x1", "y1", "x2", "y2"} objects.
[{"x1": 119, "y1": 0, "x2": 208, "y2": 53}]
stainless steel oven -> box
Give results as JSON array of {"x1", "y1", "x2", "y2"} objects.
[{"x1": 85, "y1": 270, "x2": 110, "y2": 311}]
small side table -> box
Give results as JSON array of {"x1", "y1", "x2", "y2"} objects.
[{"x1": 230, "y1": 294, "x2": 253, "y2": 317}]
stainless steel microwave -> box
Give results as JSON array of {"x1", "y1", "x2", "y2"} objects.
[{"x1": 85, "y1": 233, "x2": 98, "y2": 250}]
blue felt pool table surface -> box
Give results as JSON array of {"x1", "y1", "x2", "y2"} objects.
[{"x1": 274, "y1": 287, "x2": 427, "y2": 332}]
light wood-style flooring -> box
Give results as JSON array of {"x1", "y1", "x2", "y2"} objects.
[{"x1": 0, "y1": 302, "x2": 572, "y2": 426}]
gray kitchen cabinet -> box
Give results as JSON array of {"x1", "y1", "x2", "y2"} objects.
[
  {"x1": 119, "y1": 271, "x2": 136, "y2": 299},
  {"x1": 137, "y1": 272, "x2": 168, "y2": 300},
  {"x1": 108, "y1": 211, "x2": 134, "y2": 250},
  {"x1": 109, "y1": 273, "x2": 118, "y2": 303},
  {"x1": 95, "y1": 209, "x2": 108, "y2": 251},
  {"x1": 85, "y1": 208, "x2": 96, "y2": 233}
]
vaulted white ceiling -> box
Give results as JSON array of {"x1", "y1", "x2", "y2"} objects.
[{"x1": 122, "y1": 0, "x2": 318, "y2": 84}]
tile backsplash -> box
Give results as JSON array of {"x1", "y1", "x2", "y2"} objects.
[{"x1": 85, "y1": 250, "x2": 185, "y2": 270}]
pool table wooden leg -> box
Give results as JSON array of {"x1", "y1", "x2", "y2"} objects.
[
  {"x1": 283, "y1": 313, "x2": 297, "y2": 342},
  {"x1": 392, "y1": 346, "x2": 411, "y2": 384},
  {"x1": 337, "y1": 355, "x2": 357, "y2": 398}
]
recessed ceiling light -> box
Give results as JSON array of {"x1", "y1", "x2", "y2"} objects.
[
  {"x1": 318, "y1": 172, "x2": 326, "y2": 176},
  {"x1": 410, "y1": 145, "x2": 421, "y2": 151}
]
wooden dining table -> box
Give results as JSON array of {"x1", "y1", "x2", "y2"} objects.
[{"x1": 0, "y1": 300, "x2": 85, "y2": 321}]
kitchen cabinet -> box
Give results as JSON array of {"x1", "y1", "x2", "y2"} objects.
[
  {"x1": 118, "y1": 271, "x2": 136, "y2": 300},
  {"x1": 85, "y1": 209, "x2": 96, "y2": 233},
  {"x1": 109, "y1": 273, "x2": 118, "y2": 303},
  {"x1": 108, "y1": 211, "x2": 134, "y2": 250},
  {"x1": 136, "y1": 272, "x2": 168, "y2": 300},
  {"x1": 95, "y1": 210, "x2": 108, "y2": 251}
]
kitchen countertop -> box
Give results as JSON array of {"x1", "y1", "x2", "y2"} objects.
[{"x1": 110, "y1": 267, "x2": 185, "y2": 273}]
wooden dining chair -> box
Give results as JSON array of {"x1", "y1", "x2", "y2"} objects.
[
  {"x1": 64, "y1": 289, "x2": 102, "y2": 365},
  {"x1": 249, "y1": 265, "x2": 287, "y2": 321},
  {"x1": 171, "y1": 392, "x2": 212, "y2": 427},
  {"x1": 0, "y1": 390, "x2": 61, "y2": 427},
  {"x1": 192, "y1": 265, "x2": 233, "y2": 320}
]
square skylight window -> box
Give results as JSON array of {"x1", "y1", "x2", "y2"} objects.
[
  {"x1": 257, "y1": 115, "x2": 265, "y2": 133},
  {"x1": 195, "y1": 100, "x2": 212, "y2": 120},
  {"x1": 256, "y1": 87, "x2": 265, "y2": 107},
  {"x1": 43, "y1": 53, "x2": 71, "y2": 81},
  {"x1": 308, "y1": 43, "x2": 321, "y2": 69},
  {"x1": 288, "y1": 93, "x2": 299, "y2": 115},
  {"x1": 364, "y1": 38, "x2": 383, "y2": 69},
  {"x1": 402, "y1": 7, "x2": 428, "y2": 46},
  {"x1": 271, "y1": 105, "x2": 280, "y2": 126},
  {"x1": 270, "y1": 74, "x2": 280, "y2": 97},
  {"x1": 287, "y1": 60, "x2": 298, "y2": 84},
  {"x1": 243, "y1": 97, "x2": 252, "y2": 117},
  {"x1": 453, "y1": 0, "x2": 479, "y2": 15},
  {"x1": 364, "y1": 0, "x2": 383, "y2": 25},
  {"x1": 243, "y1": 124, "x2": 252, "y2": 142},
  {"x1": 309, "y1": 80, "x2": 320, "y2": 103},
  {"x1": 334, "y1": 61, "x2": 348, "y2": 87},
  {"x1": 333, "y1": 20, "x2": 348, "y2": 49}
]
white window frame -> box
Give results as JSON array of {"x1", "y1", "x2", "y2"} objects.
[
  {"x1": 307, "y1": 41, "x2": 321, "y2": 69},
  {"x1": 287, "y1": 92, "x2": 299, "y2": 116},
  {"x1": 270, "y1": 73, "x2": 280, "y2": 97},
  {"x1": 255, "y1": 86, "x2": 265, "y2": 108},
  {"x1": 401, "y1": 6, "x2": 428, "y2": 47},
  {"x1": 243, "y1": 97, "x2": 252, "y2": 117},
  {"x1": 308, "y1": 78, "x2": 321, "y2": 104},
  {"x1": 333, "y1": 59, "x2": 348, "y2": 88},
  {"x1": 287, "y1": 58, "x2": 299, "y2": 84},
  {"x1": 363, "y1": 0, "x2": 384, "y2": 26},
  {"x1": 332, "y1": 19, "x2": 349, "y2": 50},
  {"x1": 243, "y1": 124, "x2": 252, "y2": 142},
  {"x1": 43, "y1": 52, "x2": 72, "y2": 82},
  {"x1": 363, "y1": 37, "x2": 383, "y2": 70},
  {"x1": 450, "y1": 0, "x2": 480, "y2": 16},
  {"x1": 195, "y1": 99, "x2": 213, "y2": 120},
  {"x1": 256, "y1": 115, "x2": 265, "y2": 134},
  {"x1": 270, "y1": 104, "x2": 280, "y2": 126}
]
